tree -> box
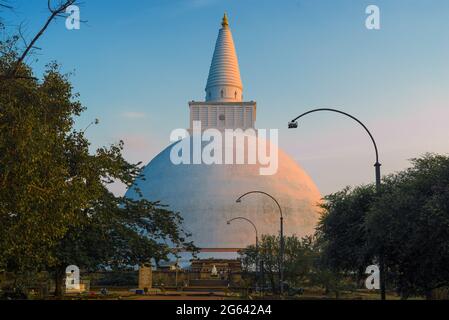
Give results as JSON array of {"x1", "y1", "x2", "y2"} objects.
[
  {"x1": 0, "y1": 58, "x2": 94, "y2": 272},
  {"x1": 239, "y1": 235, "x2": 316, "y2": 293},
  {"x1": 1, "y1": 30, "x2": 195, "y2": 297},
  {"x1": 317, "y1": 185, "x2": 377, "y2": 277},
  {"x1": 240, "y1": 235, "x2": 279, "y2": 293},
  {"x1": 310, "y1": 234, "x2": 357, "y2": 299},
  {"x1": 318, "y1": 154, "x2": 449, "y2": 299},
  {"x1": 367, "y1": 154, "x2": 449, "y2": 299},
  {"x1": 50, "y1": 192, "x2": 195, "y2": 296}
]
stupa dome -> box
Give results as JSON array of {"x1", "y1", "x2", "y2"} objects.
[
  {"x1": 125, "y1": 136, "x2": 321, "y2": 249},
  {"x1": 125, "y1": 14, "x2": 322, "y2": 253}
]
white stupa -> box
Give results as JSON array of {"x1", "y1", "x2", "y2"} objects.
[{"x1": 125, "y1": 14, "x2": 321, "y2": 253}]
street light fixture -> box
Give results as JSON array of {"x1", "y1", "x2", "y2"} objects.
[
  {"x1": 288, "y1": 121, "x2": 298, "y2": 129},
  {"x1": 235, "y1": 191, "x2": 285, "y2": 295},
  {"x1": 288, "y1": 107, "x2": 385, "y2": 300}
]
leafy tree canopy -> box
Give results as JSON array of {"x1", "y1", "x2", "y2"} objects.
[
  {"x1": 318, "y1": 154, "x2": 449, "y2": 298},
  {"x1": 0, "y1": 38, "x2": 195, "y2": 290}
]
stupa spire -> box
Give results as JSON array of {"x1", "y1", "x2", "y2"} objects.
[
  {"x1": 222, "y1": 13, "x2": 229, "y2": 28},
  {"x1": 205, "y1": 13, "x2": 243, "y2": 102}
]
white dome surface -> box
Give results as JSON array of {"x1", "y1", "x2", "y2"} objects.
[{"x1": 125, "y1": 137, "x2": 322, "y2": 249}]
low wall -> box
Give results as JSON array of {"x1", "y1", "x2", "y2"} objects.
[{"x1": 152, "y1": 270, "x2": 242, "y2": 288}]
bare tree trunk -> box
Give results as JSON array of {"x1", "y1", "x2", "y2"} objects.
[
  {"x1": 269, "y1": 273, "x2": 277, "y2": 294},
  {"x1": 54, "y1": 268, "x2": 65, "y2": 298}
]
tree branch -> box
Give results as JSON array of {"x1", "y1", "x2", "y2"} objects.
[{"x1": 1, "y1": 0, "x2": 77, "y2": 80}]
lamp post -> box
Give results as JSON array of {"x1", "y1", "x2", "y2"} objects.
[
  {"x1": 288, "y1": 108, "x2": 385, "y2": 300},
  {"x1": 236, "y1": 191, "x2": 284, "y2": 295},
  {"x1": 227, "y1": 217, "x2": 259, "y2": 290}
]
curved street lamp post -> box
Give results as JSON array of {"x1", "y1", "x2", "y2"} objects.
[
  {"x1": 236, "y1": 191, "x2": 284, "y2": 295},
  {"x1": 288, "y1": 108, "x2": 385, "y2": 300},
  {"x1": 227, "y1": 217, "x2": 260, "y2": 290}
]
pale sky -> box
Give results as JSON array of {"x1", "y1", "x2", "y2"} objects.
[{"x1": 4, "y1": 0, "x2": 449, "y2": 196}]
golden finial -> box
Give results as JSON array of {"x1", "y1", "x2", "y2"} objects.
[{"x1": 222, "y1": 12, "x2": 229, "y2": 28}]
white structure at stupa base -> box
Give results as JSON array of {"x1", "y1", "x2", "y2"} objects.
[{"x1": 125, "y1": 14, "x2": 322, "y2": 256}]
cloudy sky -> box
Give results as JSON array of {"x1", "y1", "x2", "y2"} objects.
[{"x1": 4, "y1": 0, "x2": 449, "y2": 196}]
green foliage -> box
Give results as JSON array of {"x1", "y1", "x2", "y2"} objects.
[
  {"x1": 309, "y1": 267, "x2": 355, "y2": 299},
  {"x1": 283, "y1": 235, "x2": 317, "y2": 287},
  {"x1": 0, "y1": 40, "x2": 195, "y2": 294},
  {"x1": 318, "y1": 154, "x2": 449, "y2": 299},
  {"x1": 239, "y1": 235, "x2": 317, "y2": 290},
  {"x1": 317, "y1": 185, "x2": 377, "y2": 275},
  {"x1": 0, "y1": 57, "x2": 90, "y2": 271},
  {"x1": 53, "y1": 192, "x2": 196, "y2": 274},
  {"x1": 367, "y1": 154, "x2": 449, "y2": 298}
]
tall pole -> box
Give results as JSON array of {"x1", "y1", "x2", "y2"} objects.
[
  {"x1": 289, "y1": 108, "x2": 385, "y2": 300},
  {"x1": 375, "y1": 162, "x2": 386, "y2": 300},
  {"x1": 236, "y1": 191, "x2": 284, "y2": 295},
  {"x1": 280, "y1": 215, "x2": 284, "y2": 296},
  {"x1": 256, "y1": 234, "x2": 259, "y2": 276},
  {"x1": 256, "y1": 233, "x2": 259, "y2": 293},
  {"x1": 227, "y1": 217, "x2": 259, "y2": 288}
]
